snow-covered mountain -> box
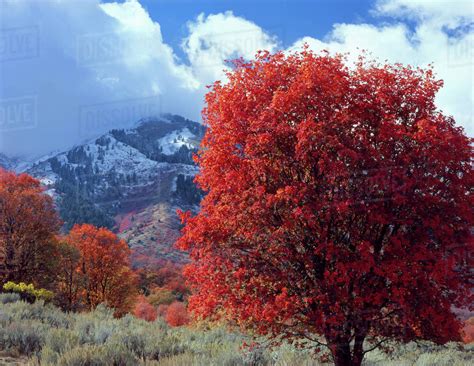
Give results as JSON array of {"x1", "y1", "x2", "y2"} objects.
[{"x1": 4, "y1": 114, "x2": 205, "y2": 265}]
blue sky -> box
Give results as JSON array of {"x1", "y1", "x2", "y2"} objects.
[
  {"x1": 0, "y1": 0, "x2": 472, "y2": 157},
  {"x1": 139, "y1": 0, "x2": 376, "y2": 58}
]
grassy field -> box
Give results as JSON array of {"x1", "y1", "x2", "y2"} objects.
[{"x1": 0, "y1": 294, "x2": 472, "y2": 366}]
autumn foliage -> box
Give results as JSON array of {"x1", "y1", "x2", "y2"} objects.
[
  {"x1": 462, "y1": 318, "x2": 474, "y2": 344},
  {"x1": 0, "y1": 168, "x2": 191, "y2": 323},
  {"x1": 137, "y1": 261, "x2": 190, "y2": 303},
  {"x1": 178, "y1": 50, "x2": 473, "y2": 365},
  {"x1": 135, "y1": 261, "x2": 190, "y2": 325},
  {"x1": 59, "y1": 224, "x2": 138, "y2": 315},
  {"x1": 133, "y1": 295, "x2": 158, "y2": 322},
  {"x1": 165, "y1": 301, "x2": 190, "y2": 327},
  {"x1": 0, "y1": 169, "x2": 61, "y2": 287},
  {"x1": 54, "y1": 241, "x2": 82, "y2": 311}
]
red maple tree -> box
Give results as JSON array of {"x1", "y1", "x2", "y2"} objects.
[
  {"x1": 178, "y1": 50, "x2": 473, "y2": 365},
  {"x1": 0, "y1": 169, "x2": 61, "y2": 287}
]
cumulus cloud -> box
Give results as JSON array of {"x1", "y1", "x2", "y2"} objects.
[
  {"x1": 182, "y1": 11, "x2": 278, "y2": 85},
  {"x1": 0, "y1": 0, "x2": 471, "y2": 157},
  {"x1": 290, "y1": 0, "x2": 473, "y2": 136}
]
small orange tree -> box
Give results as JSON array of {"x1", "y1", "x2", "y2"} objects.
[{"x1": 65, "y1": 224, "x2": 137, "y2": 315}]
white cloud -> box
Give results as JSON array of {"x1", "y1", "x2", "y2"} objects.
[
  {"x1": 290, "y1": 0, "x2": 474, "y2": 136},
  {"x1": 375, "y1": 0, "x2": 473, "y2": 27},
  {"x1": 182, "y1": 11, "x2": 278, "y2": 86}
]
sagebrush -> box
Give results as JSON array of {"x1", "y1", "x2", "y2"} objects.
[{"x1": 0, "y1": 294, "x2": 472, "y2": 365}]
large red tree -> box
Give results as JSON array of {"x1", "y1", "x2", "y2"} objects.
[{"x1": 178, "y1": 50, "x2": 473, "y2": 365}]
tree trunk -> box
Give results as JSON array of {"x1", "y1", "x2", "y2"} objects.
[
  {"x1": 332, "y1": 341, "x2": 351, "y2": 366},
  {"x1": 352, "y1": 334, "x2": 365, "y2": 366},
  {"x1": 329, "y1": 338, "x2": 364, "y2": 366}
]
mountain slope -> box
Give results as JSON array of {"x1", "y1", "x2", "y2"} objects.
[{"x1": 17, "y1": 114, "x2": 205, "y2": 265}]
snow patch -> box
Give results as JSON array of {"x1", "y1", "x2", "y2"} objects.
[
  {"x1": 40, "y1": 177, "x2": 55, "y2": 186},
  {"x1": 158, "y1": 128, "x2": 195, "y2": 155}
]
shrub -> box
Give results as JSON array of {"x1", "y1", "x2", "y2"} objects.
[
  {"x1": 108, "y1": 328, "x2": 148, "y2": 359},
  {"x1": 165, "y1": 301, "x2": 189, "y2": 327},
  {"x1": 157, "y1": 304, "x2": 169, "y2": 318},
  {"x1": 3, "y1": 299, "x2": 70, "y2": 328},
  {"x1": 44, "y1": 328, "x2": 80, "y2": 354},
  {"x1": 0, "y1": 292, "x2": 20, "y2": 304},
  {"x1": 143, "y1": 332, "x2": 190, "y2": 361},
  {"x1": 3, "y1": 281, "x2": 54, "y2": 303},
  {"x1": 462, "y1": 317, "x2": 474, "y2": 344},
  {"x1": 73, "y1": 306, "x2": 119, "y2": 345},
  {"x1": 0, "y1": 322, "x2": 45, "y2": 355},
  {"x1": 40, "y1": 346, "x2": 60, "y2": 365},
  {"x1": 148, "y1": 287, "x2": 176, "y2": 306},
  {"x1": 133, "y1": 295, "x2": 157, "y2": 322},
  {"x1": 56, "y1": 344, "x2": 137, "y2": 366}
]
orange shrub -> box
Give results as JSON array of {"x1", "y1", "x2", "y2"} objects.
[
  {"x1": 165, "y1": 301, "x2": 189, "y2": 327},
  {"x1": 133, "y1": 295, "x2": 157, "y2": 322},
  {"x1": 462, "y1": 317, "x2": 474, "y2": 343}
]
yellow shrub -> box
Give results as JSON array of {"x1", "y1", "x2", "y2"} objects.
[{"x1": 3, "y1": 281, "x2": 54, "y2": 302}]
